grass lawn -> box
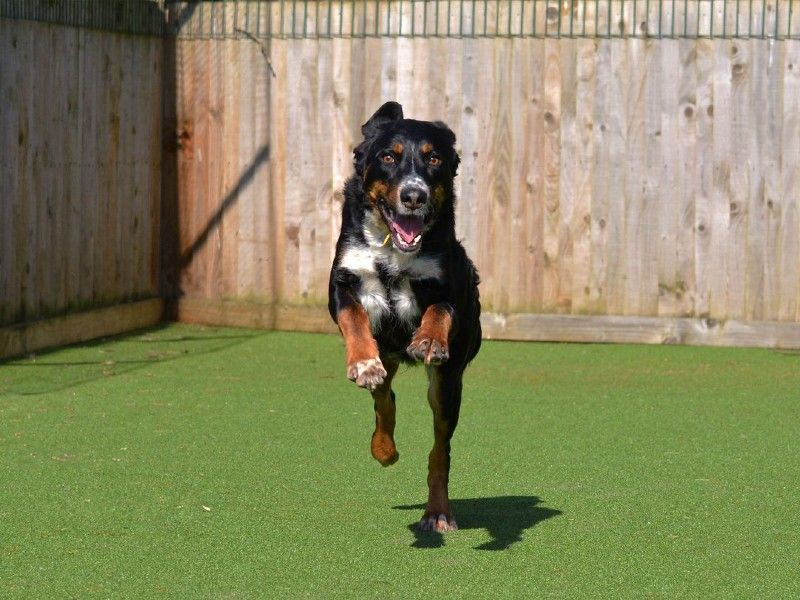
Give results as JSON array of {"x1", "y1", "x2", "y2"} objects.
[{"x1": 1, "y1": 323, "x2": 798, "y2": 598}]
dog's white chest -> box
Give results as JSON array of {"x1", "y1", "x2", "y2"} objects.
[{"x1": 338, "y1": 244, "x2": 443, "y2": 332}]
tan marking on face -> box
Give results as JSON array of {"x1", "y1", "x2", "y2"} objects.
[
  {"x1": 421, "y1": 142, "x2": 433, "y2": 154},
  {"x1": 367, "y1": 180, "x2": 401, "y2": 213},
  {"x1": 392, "y1": 142, "x2": 404, "y2": 155},
  {"x1": 367, "y1": 180, "x2": 389, "y2": 203}
]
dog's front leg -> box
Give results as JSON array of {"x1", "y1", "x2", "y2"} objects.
[
  {"x1": 407, "y1": 303, "x2": 453, "y2": 365},
  {"x1": 335, "y1": 303, "x2": 387, "y2": 391}
]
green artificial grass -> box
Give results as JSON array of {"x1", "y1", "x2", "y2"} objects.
[{"x1": 1, "y1": 324, "x2": 799, "y2": 598}]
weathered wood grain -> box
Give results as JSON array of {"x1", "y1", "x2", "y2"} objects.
[{"x1": 1, "y1": 18, "x2": 161, "y2": 327}]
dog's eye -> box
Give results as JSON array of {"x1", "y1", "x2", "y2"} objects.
[
  {"x1": 428, "y1": 155, "x2": 442, "y2": 167},
  {"x1": 381, "y1": 154, "x2": 395, "y2": 165}
]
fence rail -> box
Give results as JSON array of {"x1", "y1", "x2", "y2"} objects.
[
  {"x1": 0, "y1": 0, "x2": 167, "y2": 35},
  {"x1": 2, "y1": 2, "x2": 797, "y2": 40},
  {"x1": 167, "y1": 1, "x2": 800, "y2": 40}
]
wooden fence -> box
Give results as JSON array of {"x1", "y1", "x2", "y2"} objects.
[
  {"x1": 4, "y1": 1, "x2": 800, "y2": 357},
  {"x1": 0, "y1": 15, "x2": 164, "y2": 356},
  {"x1": 167, "y1": 2, "x2": 800, "y2": 346}
]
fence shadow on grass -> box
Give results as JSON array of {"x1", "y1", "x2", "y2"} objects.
[
  {"x1": 393, "y1": 495, "x2": 561, "y2": 550},
  {"x1": 0, "y1": 323, "x2": 262, "y2": 396}
]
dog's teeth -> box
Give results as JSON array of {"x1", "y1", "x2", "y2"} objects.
[{"x1": 413, "y1": 235, "x2": 421, "y2": 244}]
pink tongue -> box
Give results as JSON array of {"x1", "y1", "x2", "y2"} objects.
[{"x1": 391, "y1": 215, "x2": 424, "y2": 244}]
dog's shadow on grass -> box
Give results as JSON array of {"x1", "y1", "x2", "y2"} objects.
[{"x1": 393, "y1": 495, "x2": 561, "y2": 550}]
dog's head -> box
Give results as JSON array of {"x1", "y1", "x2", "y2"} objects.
[{"x1": 354, "y1": 102, "x2": 460, "y2": 253}]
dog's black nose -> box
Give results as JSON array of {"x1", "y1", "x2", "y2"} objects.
[{"x1": 400, "y1": 187, "x2": 428, "y2": 210}]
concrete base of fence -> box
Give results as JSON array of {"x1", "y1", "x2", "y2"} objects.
[
  {"x1": 170, "y1": 299, "x2": 339, "y2": 335},
  {"x1": 481, "y1": 313, "x2": 800, "y2": 349},
  {"x1": 4, "y1": 298, "x2": 798, "y2": 359},
  {"x1": 173, "y1": 299, "x2": 800, "y2": 350},
  {"x1": 0, "y1": 299, "x2": 165, "y2": 361}
]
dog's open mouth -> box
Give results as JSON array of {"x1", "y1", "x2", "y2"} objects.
[{"x1": 379, "y1": 202, "x2": 425, "y2": 252}]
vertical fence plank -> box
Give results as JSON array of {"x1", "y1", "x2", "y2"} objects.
[
  {"x1": 675, "y1": 39, "x2": 697, "y2": 317},
  {"x1": 178, "y1": 40, "x2": 202, "y2": 297},
  {"x1": 130, "y1": 37, "x2": 145, "y2": 300},
  {"x1": 522, "y1": 39, "x2": 546, "y2": 312},
  {"x1": 766, "y1": 42, "x2": 800, "y2": 321},
  {"x1": 606, "y1": 39, "x2": 628, "y2": 316},
  {"x1": 0, "y1": 19, "x2": 13, "y2": 323},
  {"x1": 571, "y1": 38, "x2": 597, "y2": 314},
  {"x1": 119, "y1": 31, "x2": 139, "y2": 299},
  {"x1": 148, "y1": 36, "x2": 162, "y2": 296},
  {"x1": 693, "y1": 39, "x2": 714, "y2": 318},
  {"x1": 207, "y1": 38, "x2": 225, "y2": 299},
  {"x1": 31, "y1": 22, "x2": 48, "y2": 316},
  {"x1": 710, "y1": 38, "x2": 732, "y2": 318},
  {"x1": 657, "y1": 39, "x2": 681, "y2": 317},
  {"x1": 331, "y1": 33, "x2": 353, "y2": 265},
  {"x1": 458, "y1": 37, "x2": 480, "y2": 263},
  {"x1": 282, "y1": 39, "x2": 305, "y2": 302},
  {"x1": 472, "y1": 38, "x2": 496, "y2": 308},
  {"x1": 14, "y1": 15, "x2": 30, "y2": 315},
  {"x1": 639, "y1": 38, "x2": 660, "y2": 316},
  {"x1": 622, "y1": 38, "x2": 650, "y2": 316},
  {"x1": 218, "y1": 37, "x2": 238, "y2": 300},
  {"x1": 443, "y1": 36, "x2": 464, "y2": 239},
  {"x1": 541, "y1": 38, "x2": 562, "y2": 312},
  {"x1": 589, "y1": 39, "x2": 611, "y2": 314},
  {"x1": 760, "y1": 39, "x2": 785, "y2": 321},
  {"x1": 236, "y1": 37, "x2": 256, "y2": 297},
  {"x1": 728, "y1": 38, "x2": 752, "y2": 320},
  {"x1": 101, "y1": 32, "x2": 120, "y2": 305},
  {"x1": 489, "y1": 39, "x2": 514, "y2": 311},
  {"x1": 507, "y1": 36, "x2": 526, "y2": 311},
  {"x1": 314, "y1": 39, "x2": 335, "y2": 303},
  {"x1": 48, "y1": 24, "x2": 67, "y2": 314},
  {"x1": 735, "y1": 40, "x2": 768, "y2": 319},
  {"x1": 270, "y1": 37, "x2": 288, "y2": 303},
  {"x1": 558, "y1": 38, "x2": 577, "y2": 314},
  {"x1": 79, "y1": 29, "x2": 99, "y2": 309},
  {"x1": 783, "y1": 42, "x2": 800, "y2": 322}
]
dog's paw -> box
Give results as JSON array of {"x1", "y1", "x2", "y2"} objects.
[
  {"x1": 371, "y1": 431, "x2": 399, "y2": 467},
  {"x1": 418, "y1": 513, "x2": 458, "y2": 533},
  {"x1": 406, "y1": 335, "x2": 449, "y2": 365},
  {"x1": 347, "y1": 357, "x2": 387, "y2": 391}
]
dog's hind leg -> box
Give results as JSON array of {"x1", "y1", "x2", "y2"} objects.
[
  {"x1": 418, "y1": 364, "x2": 462, "y2": 532},
  {"x1": 370, "y1": 358, "x2": 400, "y2": 466}
]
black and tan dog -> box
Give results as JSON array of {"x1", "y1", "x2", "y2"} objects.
[{"x1": 328, "y1": 102, "x2": 481, "y2": 532}]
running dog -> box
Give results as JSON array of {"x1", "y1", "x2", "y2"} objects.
[{"x1": 328, "y1": 102, "x2": 481, "y2": 532}]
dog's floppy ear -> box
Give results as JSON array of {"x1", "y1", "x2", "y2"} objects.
[
  {"x1": 433, "y1": 120, "x2": 460, "y2": 177},
  {"x1": 354, "y1": 102, "x2": 404, "y2": 176},
  {"x1": 362, "y1": 101, "x2": 404, "y2": 138}
]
